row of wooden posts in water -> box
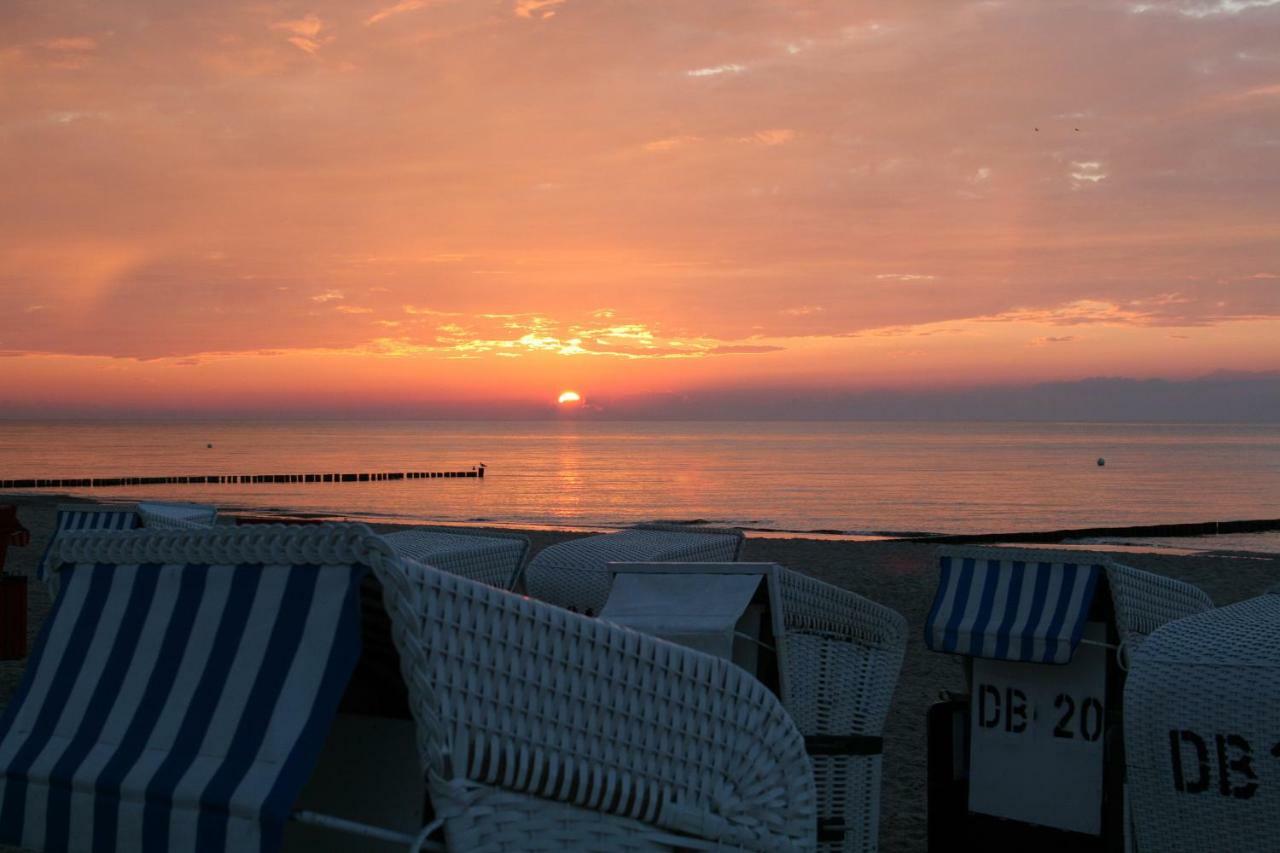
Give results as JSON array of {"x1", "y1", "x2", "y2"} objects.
[{"x1": 0, "y1": 468, "x2": 485, "y2": 489}]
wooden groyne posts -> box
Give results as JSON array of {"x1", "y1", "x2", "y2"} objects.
[{"x1": 0, "y1": 467, "x2": 485, "y2": 489}]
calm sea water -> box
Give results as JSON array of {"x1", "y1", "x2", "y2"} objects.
[{"x1": 0, "y1": 421, "x2": 1277, "y2": 535}]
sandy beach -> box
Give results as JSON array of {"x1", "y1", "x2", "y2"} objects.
[{"x1": 3, "y1": 495, "x2": 1279, "y2": 852}]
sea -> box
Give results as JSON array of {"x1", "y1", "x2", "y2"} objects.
[{"x1": 0, "y1": 420, "x2": 1277, "y2": 537}]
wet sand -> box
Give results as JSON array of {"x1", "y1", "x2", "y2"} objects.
[{"x1": 2, "y1": 494, "x2": 1278, "y2": 852}]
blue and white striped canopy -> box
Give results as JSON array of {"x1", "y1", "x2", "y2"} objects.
[
  {"x1": 36, "y1": 507, "x2": 139, "y2": 584},
  {"x1": 925, "y1": 552, "x2": 1103, "y2": 664},
  {"x1": 0, "y1": 556, "x2": 365, "y2": 853}
]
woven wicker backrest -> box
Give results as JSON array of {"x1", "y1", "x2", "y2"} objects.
[
  {"x1": 1104, "y1": 561, "x2": 1213, "y2": 650},
  {"x1": 772, "y1": 568, "x2": 906, "y2": 736},
  {"x1": 1125, "y1": 591, "x2": 1280, "y2": 851},
  {"x1": 374, "y1": 554, "x2": 817, "y2": 850}
]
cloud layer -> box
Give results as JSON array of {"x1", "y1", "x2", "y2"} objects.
[{"x1": 1, "y1": 0, "x2": 1278, "y2": 409}]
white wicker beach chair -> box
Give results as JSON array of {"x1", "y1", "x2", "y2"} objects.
[
  {"x1": 1124, "y1": 589, "x2": 1280, "y2": 853},
  {"x1": 523, "y1": 524, "x2": 745, "y2": 615},
  {"x1": 135, "y1": 500, "x2": 219, "y2": 530},
  {"x1": 375, "y1": 550, "x2": 818, "y2": 852},
  {"x1": 773, "y1": 569, "x2": 906, "y2": 853},
  {"x1": 923, "y1": 547, "x2": 1213, "y2": 844},
  {"x1": 379, "y1": 527, "x2": 528, "y2": 589},
  {"x1": 600, "y1": 562, "x2": 905, "y2": 853}
]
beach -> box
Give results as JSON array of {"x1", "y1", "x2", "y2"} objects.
[{"x1": 2, "y1": 495, "x2": 1279, "y2": 852}]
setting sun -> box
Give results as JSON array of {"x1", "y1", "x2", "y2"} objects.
[{"x1": 557, "y1": 390, "x2": 582, "y2": 405}]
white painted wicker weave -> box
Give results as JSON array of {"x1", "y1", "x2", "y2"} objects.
[
  {"x1": 1105, "y1": 561, "x2": 1214, "y2": 661},
  {"x1": 136, "y1": 501, "x2": 219, "y2": 530},
  {"x1": 523, "y1": 525, "x2": 745, "y2": 615},
  {"x1": 1124, "y1": 591, "x2": 1280, "y2": 853},
  {"x1": 934, "y1": 548, "x2": 1214, "y2": 663},
  {"x1": 380, "y1": 528, "x2": 528, "y2": 589},
  {"x1": 376, "y1": 546, "x2": 818, "y2": 852},
  {"x1": 770, "y1": 568, "x2": 907, "y2": 853}
]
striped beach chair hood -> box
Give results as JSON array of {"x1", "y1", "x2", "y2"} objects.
[
  {"x1": 0, "y1": 525, "x2": 375, "y2": 853},
  {"x1": 924, "y1": 547, "x2": 1213, "y2": 665},
  {"x1": 925, "y1": 547, "x2": 1104, "y2": 664}
]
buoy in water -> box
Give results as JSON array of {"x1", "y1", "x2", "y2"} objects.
[{"x1": 1097, "y1": 457, "x2": 1106, "y2": 467}]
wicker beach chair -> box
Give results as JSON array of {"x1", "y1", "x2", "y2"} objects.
[
  {"x1": 376, "y1": 548, "x2": 818, "y2": 852},
  {"x1": 773, "y1": 569, "x2": 906, "y2": 853},
  {"x1": 522, "y1": 524, "x2": 745, "y2": 614},
  {"x1": 0, "y1": 524, "x2": 816, "y2": 852},
  {"x1": 135, "y1": 500, "x2": 219, "y2": 529},
  {"x1": 922, "y1": 547, "x2": 1213, "y2": 846},
  {"x1": 379, "y1": 527, "x2": 528, "y2": 589},
  {"x1": 600, "y1": 562, "x2": 905, "y2": 853},
  {"x1": 1124, "y1": 589, "x2": 1280, "y2": 853}
]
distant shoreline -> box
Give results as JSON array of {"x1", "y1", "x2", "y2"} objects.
[{"x1": 5, "y1": 491, "x2": 1279, "y2": 555}]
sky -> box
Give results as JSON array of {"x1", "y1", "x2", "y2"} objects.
[{"x1": 1, "y1": 0, "x2": 1278, "y2": 417}]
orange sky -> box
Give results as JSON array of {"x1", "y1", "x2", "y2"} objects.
[{"x1": 2, "y1": 0, "x2": 1278, "y2": 414}]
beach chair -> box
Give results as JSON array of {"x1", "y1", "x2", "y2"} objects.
[
  {"x1": 375, "y1": 546, "x2": 817, "y2": 851},
  {"x1": 0, "y1": 524, "x2": 368, "y2": 853},
  {"x1": 135, "y1": 501, "x2": 219, "y2": 530},
  {"x1": 35, "y1": 503, "x2": 219, "y2": 599},
  {"x1": 522, "y1": 524, "x2": 745, "y2": 614},
  {"x1": 34, "y1": 504, "x2": 140, "y2": 593},
  {"x1": 0, "y1": 523, "x2": 816, "y2": 852},
  {"x1": 379, "y1": 527, "x2": 528, "y2": 589},
  {"x1": 341, "y1": 526, "x2": 532, "y2": 719},
  {"x1": 600, "y1": 562, "x2": 906, "y2": 853},
  {"x1": 922, "y1": 547, "x2": 1212, "y2": 851},
  {"x1": 1124, "y1": 588, "x2": 1280, "y2": 853}
]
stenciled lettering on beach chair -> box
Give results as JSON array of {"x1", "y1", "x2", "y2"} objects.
[
  {"x1": 922, "y1": 546, "x2": 1213, "y2": 852},
  {"x1": 0, "y1": 525, "x2": 368, "y2": 853},
  {"x1": 1124, "y1": 589, "x2": 1280, "y2": 853},
  {"x1": 600, "y1": 562, "x2": 907, "y2": 853},
  {"x1": 522, "y1": 523, "x2": 746, "y2": 615}
]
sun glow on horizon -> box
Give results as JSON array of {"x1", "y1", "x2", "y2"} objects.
[{"x1": 557, "y1": 390, "x2": 582, "y2": 404}]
